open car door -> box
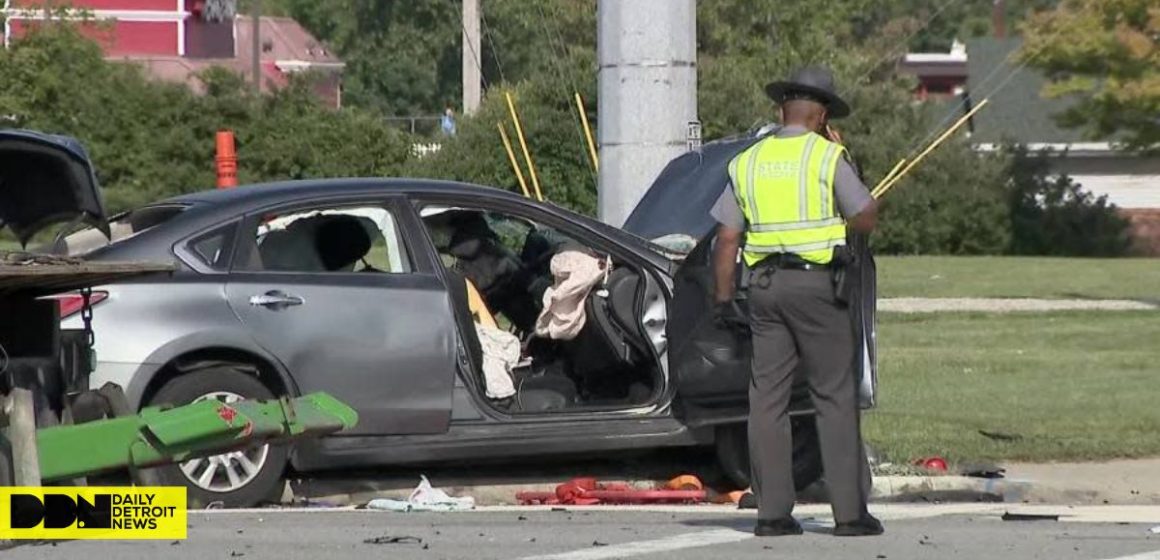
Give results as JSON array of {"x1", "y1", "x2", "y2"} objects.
[
  {"x1": 623, "y1": 132, "x2": 878, "y2": 427},
  {"x1": 0, "y1": 129, "x2": 109, "y2": 246}
]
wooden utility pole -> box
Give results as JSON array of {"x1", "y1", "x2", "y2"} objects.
[
  {"x1": 462, "y1": 0, "x2": 482, "y2": 114},
  {"x1": 252, "y1": 0, "x2": 262, "y2": 93}
]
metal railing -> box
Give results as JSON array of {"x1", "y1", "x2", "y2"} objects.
[{"x1": 384, "y1": 116, "x2": 447, "y2": 137}]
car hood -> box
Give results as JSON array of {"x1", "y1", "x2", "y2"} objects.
[
  {"x1": 0, "y1": 129, "x2": 109, "y2": 246},
  {"x1": 622, "y1": 127, "x2": 773, "y2": 241}
]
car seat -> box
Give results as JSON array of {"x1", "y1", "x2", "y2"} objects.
[
  {"x1": 447, "y1": 216, "x2": 539, "y2": 332},
  {"x1": 258, "y1": 228, "x2": 325, "y2": 271},
  {"x1": 563, "y1": 266, "x2": 651, "y2": 400}
]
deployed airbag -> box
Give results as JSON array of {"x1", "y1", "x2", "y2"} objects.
[{"x1": 534, "y1": 250, "x2": 606, "y2": 340}]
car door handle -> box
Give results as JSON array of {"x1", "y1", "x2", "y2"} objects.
[{"x1": 249, "y1": 291, "x2": 305, "y2": 309}]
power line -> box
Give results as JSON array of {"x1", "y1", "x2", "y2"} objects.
[
  {"x1": 849, "y1": 0, "x2": 965, "y2": 90},
  {"x1": 479, "y1": 2, "x2": 507, "y2": 85},
  {"x1": 533, "y1": 0, "x2": 597, "y2": 186},
  {"x1": 905, "y1": 17, "x2": 1074, "y2": 163}
]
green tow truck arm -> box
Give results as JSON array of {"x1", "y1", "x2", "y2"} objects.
[{"x1": 34, "y1": 392, "x2": 358, "y2": 483}]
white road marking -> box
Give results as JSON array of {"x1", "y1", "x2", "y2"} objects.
[
  {"x1": 1093, "y1": 551, "x2": 1160, "y2": 560},
  {"x1": 516, "y1": 528, "x2": 752, "y2": 560},
  {"x1": 201, "y1": 504, "x2": 1160, "y2": 524}
]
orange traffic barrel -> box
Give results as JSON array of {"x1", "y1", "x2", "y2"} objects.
[{"x1": 215, "y1": 130, "x2": 238, "y2": 189}]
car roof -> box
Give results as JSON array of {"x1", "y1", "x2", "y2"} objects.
[
  {"x1": 92, "y1": 176, "x2": 674, "y2": 270},
  {"x1": 166, "y1": 177, "x2": 521, "y2": 209}
]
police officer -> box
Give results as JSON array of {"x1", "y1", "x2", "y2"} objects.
[{"x1": 710, "y1": 66, "x2": 882, "y2": 537}]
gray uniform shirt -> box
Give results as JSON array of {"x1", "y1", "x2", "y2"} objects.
[{"x1": 710, "y1": 125, "x2": 873, "y2": 230}]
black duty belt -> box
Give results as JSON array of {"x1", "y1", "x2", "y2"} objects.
[{"x1": 753, "y1": 253, "x2": 831, "y2": 272}]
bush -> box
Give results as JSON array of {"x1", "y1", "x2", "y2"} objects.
[
  {"x1": 869, "y1": 144, "x2": 1013, "y2": 255},
  {"x1": 1006, "y1": 147, "x2": 1131, "y2": 257}
]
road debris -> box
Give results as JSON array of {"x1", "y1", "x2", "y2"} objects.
[
  {"x1": 363, "y1": 536, "x2": 423, "y2": 545},
  {"x1": 516, "y1": 477, "x2": 706, "y2": 506},
  {"x1": 960, "y1": 464, "x2": 1005, "y2": 479},
  {"x1": 1149, "y1": 526, "x2": 1160, "y2": 534},
  {"x1": 1002, "y1": 512, "x2": 1059, "y2": 522},
  {"x1": 366, "y1": 475, "x2": 475, "y2": 512}
]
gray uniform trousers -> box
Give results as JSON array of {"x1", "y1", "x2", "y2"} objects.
[{"x1": 746, "y1": 266, "x2": 870, "y2": 523}]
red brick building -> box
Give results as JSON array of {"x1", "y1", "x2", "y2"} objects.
[{"x1": 1, "y1": 0, "x2": 344, "y2": 107}]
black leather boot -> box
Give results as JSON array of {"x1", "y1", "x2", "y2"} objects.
[
  {"x1": 833, "y1": 514, "x2": 884, "y2": 537},
  {"x1": 754, "y1": 517, "x2": 803, "y2": 537}
]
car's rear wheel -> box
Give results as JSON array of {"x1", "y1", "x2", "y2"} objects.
[
  {"x1": 715, "y1": 415, "x2": 823, "y2": 492},
  {"x1": 148, "y1": 367, "x2": 288, "y2": 508}
]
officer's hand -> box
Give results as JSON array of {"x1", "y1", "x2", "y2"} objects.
[{"x1": 714, "y1": 300, "x2": 748, "y2": 331}]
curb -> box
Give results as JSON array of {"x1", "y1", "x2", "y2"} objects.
[
  {"x1": 286, "y1": 475, "x2": 1029, "y2": 508},
  {"x1": 868, "y1": 475, "x2": 1031, "y2": 503}
]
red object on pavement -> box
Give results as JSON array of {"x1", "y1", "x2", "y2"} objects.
[
  {"x1": 516, "y1": 478, "x2": 707, "y2": 506},
  {"x1": 914, "y1": 456, "x2": 949, "y2": 471}
]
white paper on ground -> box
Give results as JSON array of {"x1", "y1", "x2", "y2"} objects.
[{"x1": 365, "y1": 475, "x2": 476, "y2": 513}]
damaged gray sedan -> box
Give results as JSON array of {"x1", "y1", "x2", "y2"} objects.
[{"x1": 46, "y1": 132, "x2": 878, "y2": 507}]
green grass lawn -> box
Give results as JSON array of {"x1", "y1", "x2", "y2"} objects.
[
  {"x1": 864, "y1": 310, "x2": 1160, "y2": 464},
  {"x1": 877, "y1": 256, "x2": 1160, "y2": 301}
]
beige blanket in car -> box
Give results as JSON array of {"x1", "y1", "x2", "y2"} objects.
[{"x1": 534, "y1": 250, "x2": 606, "y2": 340}]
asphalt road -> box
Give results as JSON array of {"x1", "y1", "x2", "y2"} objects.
[{"x1": 7, "y1": 504, "x2": 1160, "y2": 560}]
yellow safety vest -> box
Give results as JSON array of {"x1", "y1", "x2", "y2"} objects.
[{"x1": 728, "y1": 132, "x2": 848, "y2": 265}]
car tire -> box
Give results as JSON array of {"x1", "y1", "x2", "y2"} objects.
[
  {"x1": 148, "y1": 367, "x2": 288, "y2": 508},
  {"x1": 715, "y1": 415, "x2": 824, "y2": 492}
]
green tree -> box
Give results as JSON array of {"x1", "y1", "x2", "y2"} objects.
[
  {"x1": 1020, "y1": 0, "x2": 1160, "y2": 150},
  {"x1": 0, "y1": 25, "x2": 410, "y2": 213},
  {"x1": 847, "y1": 0, "x2": 1058, "y2": 51},
  {"x1": 277, "y1": 0, "x2": 595, "y2": 117}
]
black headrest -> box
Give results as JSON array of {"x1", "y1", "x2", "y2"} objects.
[
  {"x1": 315, "y1": 215, "x2": 372, "y2": 271},
  {"x1": 448, "y1": 214, "x2": 495, "y2": 260}
]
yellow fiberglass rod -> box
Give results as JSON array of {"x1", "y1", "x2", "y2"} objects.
[
  {"x1": 505, "y1": 92, "x2": 544, "y2": 202},
  {"x1": 575, "y1": 92, "x2": 599, "y2": 173},
  {"x1": 873, "y1": 98, "x2": 990, "y2": 199},
  {"x1": 497, "y1": 122, "x2": 531, "y2": 198}
]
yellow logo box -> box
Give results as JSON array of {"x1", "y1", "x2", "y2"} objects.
[{"x1": 0, "y1": 487, "x2": 187, "y2": 540}]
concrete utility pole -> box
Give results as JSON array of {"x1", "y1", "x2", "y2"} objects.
[
  {"x1": 597, "y1": 0, "x2": 697, "y2": 226},
  {"x1": 462, "y1": 0, "x2": 482, "y2": 115}
]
